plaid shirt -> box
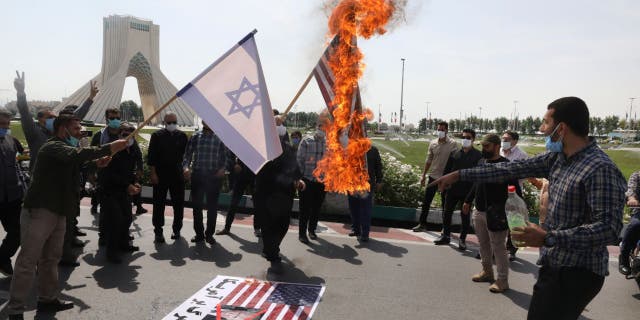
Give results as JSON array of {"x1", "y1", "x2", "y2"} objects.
[
  {"x1": 626, "y1": 171, "x2": 640, "y2": 216},
  {"x1": 296, "y1": 134, "x2": 326, "y2": 181},
  {"x1": 182, "y1": 130, "x2": 227, "y2": 172},
  {"x1": 460, "y1": 141, "x2": 625, "y2": 276}
]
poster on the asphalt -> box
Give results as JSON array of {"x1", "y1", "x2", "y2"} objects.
[{"x1": 164, "y1": 275, "x2": 325, "y2": 320}]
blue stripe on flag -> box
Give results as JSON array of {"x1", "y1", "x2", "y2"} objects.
[
  {"x1": 176, "y1": 82, "x2": 193, "y2": 97},
  {"x1": 179, "y1": 85, "x2": 271, "y2": 173}
]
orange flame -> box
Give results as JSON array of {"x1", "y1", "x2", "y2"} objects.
[{"x1": 313, "y1": 0, "x2": 395, "y2": 194}]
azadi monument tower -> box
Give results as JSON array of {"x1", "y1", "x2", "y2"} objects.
[{"x1": 54, "y1": 15, "x2": 195, "y2": 125}]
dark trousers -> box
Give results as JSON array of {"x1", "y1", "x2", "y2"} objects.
[
  {"x1": 527, "y1": 266, "x2": 604, "y2": 320},
  {"x1": 191, "y1": 172, "x2": 222, "y2": 237},
  {"x1": 152, "y1": 175, "x2": 185, "y2": 235},
  {"x1": 347, "y1": 193, "x2": 373, "y2": 238},
  {"x1": 442, "y1": 193, "x2": 470, "y2": 240},
  {"x1": 101, "y1": 192, "x2": 132, "y2": 258},
  {"x1": 621, "y1": 213, "x2": 640, "y2": 265},
  {"x1": 262, "y1": 214, "x2": 290, "y2": 261},
  {"x1": 91, "y1": 193, "x2": 99, "y2": 209},
  {"x1": 299, "y1": 179, "x2": 326, "y2": 235},
  {"x1": 0, "y1": 200, "x2": 21, "y2": 263},
  {"x1": 132, "y1": 193, "x2": 143, "y2": 208},
  {"x1": 419, "y1": 176, "x2": 446, "y2": 225},
  {"x1": 61, "y1": 202, "x2": 80, "y2": 262},
  {"x1": 224, "y1": 175, "x2": 258, "y2": 231}
]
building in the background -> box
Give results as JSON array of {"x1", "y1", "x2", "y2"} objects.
[{"x1": 53, "y1": 15, "x2": 195, "y2": 125}]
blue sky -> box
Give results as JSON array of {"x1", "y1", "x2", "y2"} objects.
[{"x1": 1, "y1": 0, "x2": 639, "y2": 125}]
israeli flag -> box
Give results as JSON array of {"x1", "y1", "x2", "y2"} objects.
[{"x1": 177, "y1": 30, "x2": 282, "y2": 173}]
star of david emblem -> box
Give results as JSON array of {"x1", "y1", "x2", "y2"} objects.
[{"x1": 226, "y1": 77, "x2": 261, "y2": 118}]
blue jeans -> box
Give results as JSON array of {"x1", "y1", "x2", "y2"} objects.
[
  {"x1": 347, "y1": 192, "x2": 373, "y2": 238},
  {"x1": 620, "y1": 212, "x2": 640, "y2": 265}
]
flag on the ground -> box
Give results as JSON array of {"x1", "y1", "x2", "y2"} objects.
[
  {"x1": 177, "y1": 30, "x2": 281, "y2": 174},
  {"x1": 312, "y1": 35, "x2": 362, "y2": 114},
  {"x1": 164, "y1": 275, "x2": 325, "y2": 320}
]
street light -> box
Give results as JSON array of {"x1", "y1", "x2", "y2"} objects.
[
  {"x1": 399, "y1": 58, "x2": 405, "y2": 129},
  {"x1": 629, "y1": 98, "x2": 636, "y2": 130},
  {"x1": 424, "y1": 101, "x2": 430, "y2": 132}
]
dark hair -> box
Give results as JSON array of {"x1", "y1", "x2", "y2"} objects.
[
  {"x1": 272, "y1": 109, "x2": 280, "y2": 116},
  {"x1": 53, "y1": 114, "x2": 80, "y2": 134},
  {"x1": 36, "y1": 108, "x2": 52, "y2": 119},
  {"x1": 291, "y1": 130, "x2": 302, "y2": 138},
  {"x1": 437, "y1": 121, "x2": 448, "y2": 130},
  {"x1": 105, "y1": 107, "x2": 120, "y2": 118},
  {"x1": 503, "y1": 130, "x2": 519, "y2": 141},
  {"x1": 462, "y1": 128, "x2": 476, "y2": 139},
  {"x1": 547, "y1": 97, "x2": 589, "y2": 136}
]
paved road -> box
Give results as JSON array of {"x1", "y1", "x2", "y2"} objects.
[{"x1": 0, "y1": 205, "x2": 638, "y2": 319}]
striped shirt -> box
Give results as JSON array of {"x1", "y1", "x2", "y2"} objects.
[
  {"x1": 460, "y1": 142, "x2": 625, "y2": 276},
  {"x1": 296, "y1": 134, "x2": 326, "y2": 181},
  {"x1": 182, "y1": 130, "x2": 227, "y2": 172}
]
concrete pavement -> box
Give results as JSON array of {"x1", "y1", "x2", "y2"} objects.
[{"x1": 0, "y1": 204, "x2": 637, "y2": 319}]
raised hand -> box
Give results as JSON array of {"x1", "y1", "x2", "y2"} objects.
[
  {"x1": 14, "y1": 71, "x2": 25, "y2": 94},
  {"x1": 89, "y1": 80, "x2": 99, "y2": 99}
]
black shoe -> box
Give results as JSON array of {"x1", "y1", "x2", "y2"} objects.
[
  {"x1": 412, "y1": 224, "x2": 427, "y2": 232},
  {"x1": 619, "y1": 255, "x2": 631, "y2": 275},
  {"x1": 98, "y1": 237, "x2": 106, "y2": 246},
  {"x1": 135, "y1": 206, "x2": 148, "y2": 215},
  {"x1": 75, "y1": 230, "x2": 87, "y2": 237},
  {"x1": 254, "y1": 229, "x2": 262, "y2": 237},
  {"x1": 509, "y1": 252, "x2": 517, "y2": 261},
  {"x1": 433, "y1": 236, "x2": 450, "y2": 245},
  {"x1": 128, "y1": 235, "x2": 135, "y2": 241},
  {"x1": 309, "y1": 231, "x2": 318, "y2": 240},
  {"x1": 8, "y1": 313, "x2": 24, "y2": 320},
  {"x1": 0, "y1": 259, "x2": 14, "y2": 276},
  {"x1": 170, "y1": 233, "x2": 180, "y2": 240},
  {"x1": 71, "y1": 238, "x2": 85, "y2": 248},
  {"x1": 121, "y1": 245, "x2": 139, "y2": 253},
  {"x1": 348, "y1": 231, "x2": 360, "y2": 237},
  {"x1": 191, "y1": 236, "x2": 205, "y2": 243},
  {"x1": 215, "y1": 228, "x2": 230, "y2": 236},
  {"x1": 359, "y1": 236, "x2": 369, "y2": 242},
  {"x1": 458, "y1": 239, "x2": 467, "y2": 251},
  {"x1": 205, "y1": 235, "x2": 216, "y2": 245},
  {"x1": 58, "y1": 260, "x2": 80, "y2": 267},
  {"x1": 37, "y1": 299, "x2": 74, "y2": 312},
  {"x1": 268, "y1": 261, "x2": 284, "y2": 274},
  {"x1": 90, "y1": 206, "x2": 98, "y2": 215},
  {"x1": 475, "y1": 252, "x2": 481, "y2": 260},
  {"x1": 154, "y1": 234, "x2": 165, "y2": 244},
  {"x1": 299, "y1": 235, "x2": 310, "y2": 244}
]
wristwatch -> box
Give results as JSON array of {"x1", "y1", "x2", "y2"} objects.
[{"x1": 543, "y1": 232, "x2": 556, "y2": 248}]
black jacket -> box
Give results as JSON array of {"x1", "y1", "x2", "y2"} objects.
[
  {"x1": 444, "y1": 147, "x2": 482, "y2": 197},
  {"x1": 465, "y1": 157, "x2": 521, "y2": 211},
  {"x1": 0, "y1": 135, "x2": 24, "y2": 202},
  {"x1": 255, "y1": 141, "x2": 301, "y2": 216},
  {"x1": 98, "y1": 146, "x2": 137, "y2": 195},
  {"x1": 147, "y1": 128, "x2": 188, "y2": 177}
]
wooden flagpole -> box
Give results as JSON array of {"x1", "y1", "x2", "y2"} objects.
[
  {"x1": 126, "y1": 95, "x2": 178, "y2": 139},
  {"x1": 282, "y1": 70, "x2": 314, "y2": 116}
]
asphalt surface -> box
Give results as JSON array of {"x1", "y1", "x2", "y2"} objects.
[{"x1": 0, "y1": 205, "x2": 638, "y2": 320}]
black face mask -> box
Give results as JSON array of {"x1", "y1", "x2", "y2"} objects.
[{"x1": 481, "y1": 150, "x2": 494, "y2": 159}]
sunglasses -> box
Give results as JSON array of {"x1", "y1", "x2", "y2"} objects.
[
  {"x1": 108, "y1": 117, "x2": 121, "y2": 120},
  {"x1": 165, "y1": 121, "x2": 177, "y2": 125}
]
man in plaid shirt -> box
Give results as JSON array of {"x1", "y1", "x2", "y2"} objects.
[
  {"x1": 183, "y1": 121, "x2": 228, "y2": 245},
  {"x1": 431, "y1": 97, "x2": 626, "y2": 320}
]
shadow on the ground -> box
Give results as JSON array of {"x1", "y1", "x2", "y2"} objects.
[
  {"x1": 354, "y1": 238, "x2": 409, "y2": 258},
  {"x1": 189, "y1": 242, "x2": 243, "y2": 268},
  {"x1": 508, "y1": 257, "x2": 539, "y2": 277},
  {"x1": 82, "y1": 250, "x2": 145, "y2": 293},
  {"x1": 227, "y1": 232, "x2": 262, "y2": 255},
  {"x1": 305, "y1": 237, "x2": 362, "y2": 265},
  {"x1": 503, "y1": 287, "x2": 531, "y2": 311},
  {"x1": 263, "y1": 256, "x2": 326, "y2": 285},
  {"x1": 150, "y1": 237, "x2": 190, "y2": 267}
]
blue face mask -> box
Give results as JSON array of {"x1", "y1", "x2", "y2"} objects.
[
  {"x1": 292, "y1": 138, "x2": 300, "y2": 145},
  {"x1": 108, "y1": 119, "x2": 121, "y2": 129},
  {"x1": 45, "y1": 118, "x2": 55, "y2": 132},
  {"x1": 0, "y1": 128, "x2": 9, "y2": 137},
  {"x1": 65, "y1": 129, "x2": 79, "y2": 147},
  {"x1": 545, "y1": 124, "x2": 563, "y2": 153}
]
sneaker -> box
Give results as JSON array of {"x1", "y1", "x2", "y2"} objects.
[
  {"x1": 0, "y1": 259, "x2": 14, "y2": 276},
  {"x1": 309, "y1": 231, "x2": 318, "y2": 240},
  {"x1": 412, "y1": 224, "x2": 427, "y2": 232},
  {"x1": 205, "y1": 235, "x2": 216, "y2": 245},
  {"x1": 191, "y1": 236, "x2": 205, "y2": 243},
  {"x1": 489, "y1": 279, "x2": 509, "y2": 293},
  {"x1": 458, "y1": 239, "x2": 467, "y2": 251},
  {"x1": 37, "y1": 299, "x2": 74, "y2": 312},
  {"x1": 154, "y1": 234, "x2": 166, "y2": 244},
  {"x1": 135, "y1": 206, "x2": 148, "y2": 215},
  {"x1": 215, "y1": 228, "x2": 230, "y2": 236},
  {"x1": 433, "y1": 236, "x2": 450, "y2": 245},
  {"x1": 254, "y1": 229, "x2": 262, "y2": 237},
  {"x1": 472, "y1": 270, "x2": 495, "y2": 283}
]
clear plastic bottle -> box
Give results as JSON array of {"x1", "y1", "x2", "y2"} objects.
[{"x1": 505, "y1": 185, "x2": 529, "y2": 247}]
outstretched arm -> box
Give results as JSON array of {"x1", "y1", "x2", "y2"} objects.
[{"x1": 73, "y1": 80, "x2": 99, "y2": 120}]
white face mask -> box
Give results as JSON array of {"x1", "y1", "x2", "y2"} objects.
[
  {"x1": 437, "y1": 131, "x2": 446, "y2": 139},
  {"x1": 166, "y1": 123, "x2": 177, "y2": 132},
  {"x1": 501, "y1": 141, "x2": 512, "y2": 150},
  {"x1": 462, "y1": 139, "x2": 472, "y2": 148},
  {"x1": 276, "y1": 125, "x2": 287, "y2": 137},
  {"x1": 127, "y1": 138, "x2": 134, "y2": 147}
]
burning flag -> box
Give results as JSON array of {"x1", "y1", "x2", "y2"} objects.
[{"x1": 313, "y1": 0, "x2": 397, "y2": 194}]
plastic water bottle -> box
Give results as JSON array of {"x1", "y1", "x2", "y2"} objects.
[{"x1": 505, "y1": 185, "x2": 528, "y2": 247}]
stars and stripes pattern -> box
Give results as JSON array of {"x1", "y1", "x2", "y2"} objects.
[{"x1": 219, "y1": 280, "x2": 324, "y2": 320}]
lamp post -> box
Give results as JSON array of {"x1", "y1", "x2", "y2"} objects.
[
  {"x1": 399, "y1": 58, "x2": 405, "y2": 129},
  {"x1": 629, "y1": 98, "x2": 636, "y2": 130},
  {"x1": 424, "y1": 101, "x2": 430, "y2": 132}
]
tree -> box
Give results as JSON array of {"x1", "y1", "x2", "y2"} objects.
[
  {"x1": 603, "y1": 116, "x2": 620, "y2": 134},
  {"x1": 418, "y1": 118, "x2": 427, "y2": 133},
  {"x1": 120, "y1": 100, "x2": 143, "y2": 122},
  {"x1": 494, "y1": 117, "x2": 509, "y2": 133}
]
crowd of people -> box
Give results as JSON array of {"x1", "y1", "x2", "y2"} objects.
[{"x1": 0, "y1": 71, "x2": 637, "y2": 320}]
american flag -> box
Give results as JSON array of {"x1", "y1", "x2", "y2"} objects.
[
  {"x1": 218, "y1": 281, "x2": 323, "y2": 320},
  {"x1": 312, "y1": 35, "x2": 362, "y2": 115}
]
